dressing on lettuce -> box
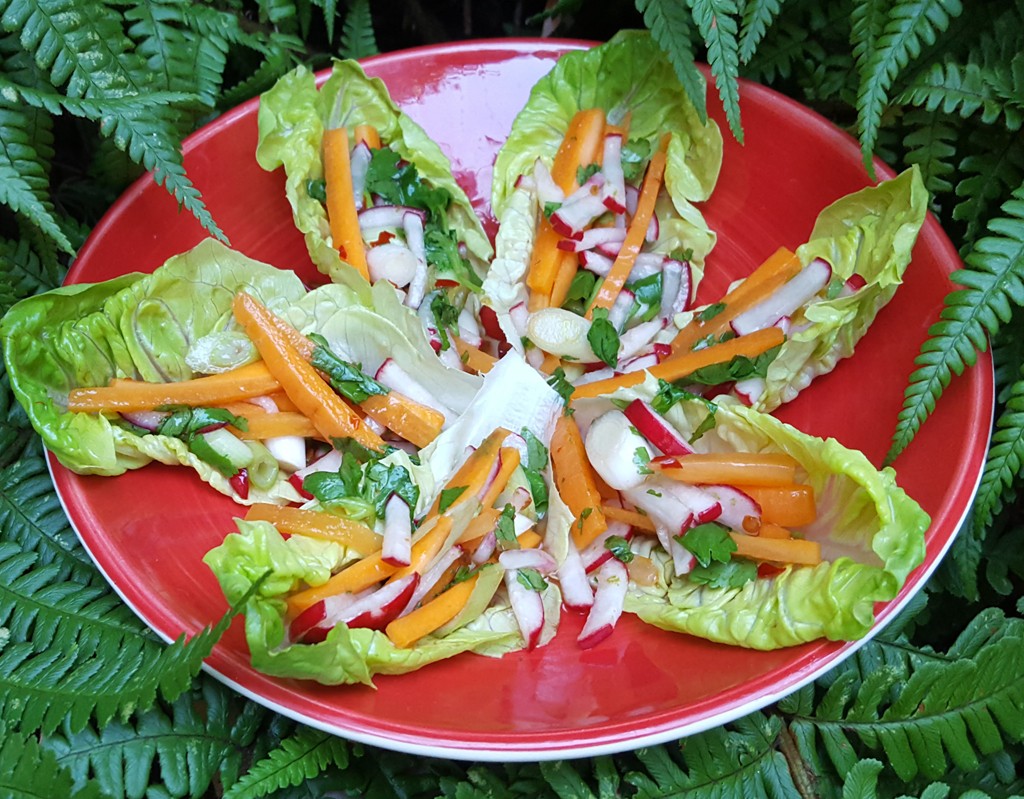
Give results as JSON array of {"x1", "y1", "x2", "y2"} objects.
[{"x1": 567, "y1": 374, "x2": 929, "y2": 649}]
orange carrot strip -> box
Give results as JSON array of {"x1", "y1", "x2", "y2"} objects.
[
  {"x1": 729, "y1": 532, "x2": 821, "y2": 565},
  {"x1": 757, "y1": 522, "x2": 793, "y2": 540},
  {"x1": 538, "y1": 352, "x2": 561, "y2": 375},
  {"x1": 231, "y1": 411, "x2": 321, "y2": 441},
  {"x1": 478, "y1": 447, "x2": 522, "y2": 509},
  {"x1": 67, "y1": 362, "x2": 281, "y2": 414},
  {"x1": 551, "y1": 414, "x2": 608, "y2": 549},
  {"x1": 587, "y1": 137, "x2": 669, "y2": 317},
  {"x1": 385, "y1": 573, "x2": 480, "y2": 648},
  {"x1": 323, "y1": 126, "x2": 369, "y2": 280},
  {"x1": 547, "y1": 250, "x2": 582, "y2": 309},
  {"x1": 738, "y1": 484, "x2": 817, "y2": 527},
  {"x1": 454, "y1": 336, "x2": 497, "y2": 374},
  {"x1": 287, "y1": 552, "x2": 391, "y2": 616},
  {"x1": 600, "y1": 504, "x2": 656, "y2": 533},
  {"x1": 516, "y1": 529, "x2": 542, "y2": 550},
  {"x1": 425, "y1": 427, "x2": 512, "y2": 517},
  {"x1": 353, "y1": 124, "x2": 380, "y2": 149},
  {"x1": 245, "y1": 504, "x2": 382, "y2": 553},
  {"x1": 233, "y1": 292, "x2": 384, "y2": 452},
  {"x1": 388, "y1": 515, "x2": 454, "y2": 582},
  {"x1": 572, "y1": 326, "x2": 785, "y2": 400},
  {"x1": 360, "y1": 392, "x2": 444, "y2": 449},
  {"x1": 654, "y1": 452, "x2": 800, "y2": 487},
  {"x1": 455, "y1": 507, "x2": 503, "y2": 545},
  {"x1": 670, "y1": 247, "x2": 802, "y2": 354}
]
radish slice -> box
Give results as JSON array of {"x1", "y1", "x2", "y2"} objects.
[
  {"x1": 504, "y1": 569, "x2": 546, "y2": 650},
  {"x1": 600, "y1": 133, "x2": 627, "y2": 213},
  {"x1": 607, "y1": 288, "x2": 635, "y2": 332},
  {"x1": 731, "y1": 258, "x2": 832, "y2": 336},
  {"x1": 645, "y1": 209, "x2": 659, "y2": 242},
  {"x1": 574, "y1": 365, "x2": 617, "y2": 386},
  {"x1": 734, "y1": 377, "x2": 766, "y2": 406},
  {"x1": 557, "y1": 225, "x2": 627, "y2": 254},
  {"x1": 550, "y1": 186, "x2": 607, "y2": 238},
  {"x1": 229, "y1": 469, "x2": 249, "y2": 500},
  {"x1": 479, "y1": 304, "x2": 507, "y2": 344},
  {"x1": 499, "y1": 548, "x2": 558, "y2": 574},
  {"x1": 266, "y1": 436, "x2": 307, "y2": 473},
  {"x1": 669, "y1": 536, "x2": 696, "y2": 576},
  {"x1": 840, "y1": 273, "x2": 867, "y2": 296},
  {"x1": 350, "y1": 142, "x2": 372, "y2": 210},
  {"x1": 533, "y1": 159, "x2": 564, "y2": 205},
  {"x1": 619, "y1": 352, "x2": 659, "y2": 373},
  {"x1": 584, "y1": 410, "x2": 654, "y2": 491},
  {"x1": 405, "y1": 544, "x2": 464, "y2": 611},
  {"x1": 701, "y1": 484, "x2": 761, "y2": 531},
  {"x1": 458, "y1": 306, "x2": 483, "y2": 348},
  {"x1": 580, "y1": 520, "x2": 633, "y2": 574},
  {"x1": 381, "y1": 495, "x2": 413, "y2": 567},
  {"x1": 578, "y1": 558, "x2": 628, "y2": 649},
  {"x1": 291, "y1": 574, "x2": 419, "y2": 643},
  {"x1": 618, "y1": 319, "x2": 666, "y2": 361},
  {"x1": 508, "y1": 302, "x2": 530, "y2": 337},
  {"x1": 660, "y1": 259, "x2": 692, "y2": 317},
  {"x1": 358, "y1": 205, "x2": 423, "y2": 231},
  {"x1": 294, "y1": 448, "x2": 342, "y2": 479},
  {"x1": 246, "y1": 395, "x2": 278, "y2": 414},
  {"x1": 375, "y1": 358, "x2": 452, "y2": 422},
  {"x1": 558, "y1": 540, "x2": 594, "y2": 612},
  {"x1": 120, "y1": 410, "x2": 168, "y2": 431},
  {"x1": 472, "y1": 530, "x2": 497, "y2": 565},
  {"x1": 579, "y1": 250, "x2": 614, "y2": 276},
  {"x1": 623, "y1": 399, "x2": 694, "y2": 456},
  {"x1": 367, "y1": 242, "x2": 419, "y2": 287}
]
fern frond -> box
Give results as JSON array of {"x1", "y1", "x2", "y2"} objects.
[
  {"x1": 886, "y1": 181, "x2": 1024, "y2": 464},
  {"x1": 854, "y1": 0, "x2": 964, "y2": 171},
  {"x1": 687, "y1": 0, "x2": 744, "y2": 141},
  {"x1": 901, "y1": 107, "x2": 958, "y2": 197},
  {"x1": 217, "y1": 47, "x2": 294, "y2": 109},
  {"x1": 741, "y1": 18, "x2": 827, "y2": 85},
  {"x1": 898, "y1": 60, "x2": 1016, "y2": 128},
  {"x1": 0, "y1": 236, "x2": 62, "y2": 312},
  {"x1": 626, "y1": 713, "x2": 798, "y2": 797},
  {"x1": 221, "y1": 726, "x2": 350, "y2": 799},
  {"x1": 953, "y1": 126, "x2": 1024, "y2": 246},
  {"x1": 0, "y1": 726, "x2": 104, "y2": 799},
  {"x1": 970, "y1": 367, "x2": 1024, "y2": 537},
  {"x1": 840, "y1": 759, "x2": 884, "y2": 798},
  {"x1": 338, "y1": 0, "x2": 377, "y2": 60},
  {"x1": 983, "y1": 516, "x2": 1024, "y2": 598},
  {"x1": 738, "y1": 0, "x2": 783, "y2": 65},
  {"x1": 783, "y1": 610, "x2": 1024, "y2": 783},
  {"x1": 43, "y1": 679, "x2": 265, "y2": 799},
  {"x1": 635, "y1": 0, "x2": 707, "y2": 123}
]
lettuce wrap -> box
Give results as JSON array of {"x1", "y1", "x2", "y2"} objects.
[
  {"x1": 0, "y1": 239, "x2": 481, "y2": 504},
  {"x1": 484, "y1": 30, "x2": 723, "y2": 367},
  {"x1": 566, "y1": 374, "x2": 929, "y2": 649},
  {"x1": 256, "y1": 58, "x2": 493, "y2": 355}
]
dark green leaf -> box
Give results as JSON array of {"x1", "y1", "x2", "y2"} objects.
[
  {"x1": 688, "y1": 558, "x2": 758, "y2": 589},
  {"x1": 365, "y1": 462, "x2": 419, "y2": 518},
  {"x1": 309, "y1": 335, "x2": 388, "y2": 404},
  {"x1": 698, "y1": 302, "x2": 727, "y2": 322},
  {"x1": 588, "y1": 307, "x2": 620, "y2": 368},
  {"x1": 547, "y1": 368, "x2": 575, "y2": 413},
  {"x1": 620, "y1": 137, "x2": 653, "y2": 183},
  {"x1": 604, "y1": 535, "x2": 634, "y2": 563},
  {"x1": 438, "y1": 486, "x2": 467, "y2": 513},
  {"x1": 305, "y1": 178, "x2": 326, "y2": 202},
  {"x1": 684, "y1": 344, "x2": 781, "y2": 385},
  {"x1": 678, "y1": 522, "x2": 736, "y2": 567},
  {"x1": 495, "y1": 503, "x2": 518, "y2": 548},
  {"x1": 516, "y1": 567, "x2": 547, "y2": 592}
]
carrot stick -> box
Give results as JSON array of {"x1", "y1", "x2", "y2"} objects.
[
  {"x1": 231, "y1": 411, "x2": 321, "y2": 441},
  {"x1": 360, "y1": 393, "x2": 444, "y2": 449},
  {"x1": 245, "y1": 504, "x2": 382, "y2": 553},
  {"x1": 385, "y1": 572, "x2": 480, "y2": 648},
  {"x1": 233, "y1": 292, "x2": 384, "y2": 452},
  {"x1": 737, "y1": 484, "x2": 817, "y2": 527},
  {"x1": 547, "y1": 250, "x2": 582, "y2": 309},
  {"x1": 587, "y1": 136, "x2": 669, "y2": 317},
  {"x1": 538, "y1": 352, "x2": 561, "y2": 375},
  {"x1": 571, "y1": 326, "x2": 785, "y2": 400},
  {"x1": 453, "y1": 336, "x2": 497, "y2": 374},
  {"x1": 323, "y1": 126, "x2": 369, "y2": 280},
  {"x1": 455, "y1": 506, "x2": 502, "y2": 544},
  {"x1": 729, "y1": 532, "x2": 821, "y2": 565},
  {"x1": 756, "y1": 522, "x2": 793, "y2": 540},
  {"x1": 654, "y1": 452, "x2": 800, "y2": 487},
  {"x1": 424, "y1": 427, "x2": 512, "y2": 517},
  {"x1": 601, "y1": 504, "x2": 656, "y2": 533},
  {"x1": 353, "y1": 124, "x2": 380, "y2": 149},
  {"x1": 551, "y1": 414, "x2": 608, "y2": 549},
  {"x1": 67, "y1": 362, "x2": 281, "y2": 414},
  {"x1": 287, "y1": 551, "x2": 391, "y2": 616},
  {"x1": 670, "y1": 247, "x2": 802, "y2": 354}
]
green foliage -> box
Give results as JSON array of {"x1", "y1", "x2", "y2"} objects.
[
  {"x1": 221, "y1": 727, "x2": 350, "y2": 799},
  {"x1": 686, "y1": 0, "x2": 743, "y2": 141},
  {"x1": 0, "y1": 726, "x2": 104, "y2": 798}
]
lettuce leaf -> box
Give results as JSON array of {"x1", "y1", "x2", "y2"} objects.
[
  {"x1": 570, "y1": 376, "x2": 929, "y2": 649},
  {"x1": 204, "y1": 519, "x2": 523, "y2": 685},
  {"x1": 256, "y1": 60, "x2": 492, "y2": 291},
  {"x1": 754, "y1": 166, "x2": 928, "y2": 411}
]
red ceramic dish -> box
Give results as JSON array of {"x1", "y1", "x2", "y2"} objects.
[{"x1": 53, "y1": 40, "x2": 992, "y2": 760}]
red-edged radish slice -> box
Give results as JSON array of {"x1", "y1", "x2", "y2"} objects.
[
  {"x1": 580, "y1": 520, "x2": 633, "y2": 574},
  {"x1": 840, "y1": 273, "x2": 867, "y2": 296},
  {"x1": 120, "y1": 410, "x2": 168, "y2": 431},
  {"x1": 550, "y1": 186, "x2": 607, "y2": 238},
  {"x1": 499, "y1": 548, "x2": 558, "y2": 574},
  {"x1": 623, "y1": 399, "x2": 694, "y2": 456},
  {"x1": 458, "y1": 306, "x2": 483, "y2": 348},
  {"x1": 533, "y1": 158, "x2": 565, "y2": 206},
  {"x1": 620, "y1": 352, "x2": 659, "y2": 373},
  {"x1": 556, "y1": 225, "x2": 627, "y2": 254},
  {"x1": 660, "y1": 259, "x2": 692, "y2": 317},
  {"x1": 579, "y1": 249, "x2": 614, "y2": 276},
  {"x1": 669, "y1": 536, "x2": 696, "y2": 576},
  {"x1": 645, "y1": 209, "x2": 659, "y2": 243},
  {"x1": 558, "y1": 540, "x2": 594, "y2": 612},
  {"x1": 367, "y1": 242, "x2": 419, "y2": 287},
  {"x1": 290, "y1": 575, "x2": 419, "y2": 643},
  {"x1": 578, "y1": 558, "x2": 628, "y2": 649},
  {"x1": 600, "y1": 133, "x2": 627, "y2": 213},
  {"x1": 479, "y1": 304, "x2": 507, "y2": 344},
  {"x1": 229, "y1": 468, "x2": 249, "y2": 500},
  {"x1": 405, "y1": 544, "x2": 464, "y2": 611},
  {"x1": 504, "y1": 569, "x2": 546, "y2": 650},
  {"x1": 358, "y1": 204, "x2": 424, "y2": 231},
  {"x1": 700, "y1": 484, "x2": 761, "y2": 531},
  {"x1": 607, "y1": 288, "x2": 635, "y2": 332},
  {"x1": 734, "y1": 377, "x2": 766, "y2": 406},
  {"x1": 731, "y1": 258, "x2": 832, "y2": 336},
  {"x1": 584, "y1": 410, "x2": 654, "y2": 491},
  {"x1": 472, "y1": 530, "x2": 497, "y2": 565},
  {"x1": 381, "y1": 494, "x2": 413, "y2": 567},
  {"x1": 618, "y1": 319, "x2": 666, "y2": 361}
]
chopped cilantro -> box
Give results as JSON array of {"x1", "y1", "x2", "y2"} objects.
[
  {"x1": 669, "y1": 247, "x2": 694, "y2": 263},
  {"x1": 438, "y1": 485, "x2": 467, "y2": 513},
  {"x1": 684, "y1": 345, "x2": 782, "y2": 386},
  {"x1": 587, "y1": 307, "x2": 620, "y2": 368},
  {"x1": 688, "y1": 559, "x2": 758, "y2": 589},
  {"x1": 576, "y1": 162, "x2": 601, "y2": 184},
  {"x1": 689, "y1": 407, "x2": 718, "y2": 444},
  {"x1": 677, "y1": 522, "x2": 736, "y2": 568},
  {"x1": 633, "y1": 446, "x2": 653, "y2": 475},
  {"x1": 429, "y1": 291, "x2": 461, "y2": 350},
  {"x1": 425, "y1": 228, "x2": 482, "y2": 291},
  {"x1": 546, "y1": 368, "x2": 575, "y2": 414},
  {"x1": 604, "y1": 535, "x2": 634, "y2": 563},
  {"x1": 651, "y1": 379, "x2": 699, "y2": 415},
  {"x1": 309, "y1": 334, "x2": 388, "y2": 404},
  {"x1": 646, "y1": 489, "x2": 662, "y2": 498},
  {"x1": 562, "y1": 270, "x2": 598, "y2": 313},
  {"x1": 157, "y1": 406, "x2": 247, "y2": 440},
  {"x1": 364, "y1": 148, "x2": 450, "y2": 224},
  {"x1": 495, "y1": 503, "x2": 519, "y2": 548},
  {"x1": 521, "y1": 428, "x2": 549, "y2": 516},
  {"x1": 453, "y1": 565, "x2": 476, "y2": 584},
  {"x1": 517, "y1": 567, "x2": 548, "y2": 592},
  {"x1": 698, "y1": 302, "x2": 727, "y2": 323},
  {"x1": 365, "y1": 461, "x2": 420, "y2": 517},
  {"x1": 543, "y1": 201, "x2": 562, "y2": 219}
]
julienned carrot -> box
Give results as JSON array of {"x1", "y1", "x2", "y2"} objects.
[
  {"x1": 424, "y1": 427, "x2": 512, "y2": 517},
  {"x1": 360, "y1": 393, "x2": 444, "y2": 449},
  {"x1": 233, "y1": 292, "x2": 384, "y2": 452},
  {"x1": 670, "y1": 247, "x2": 802, "y2": 354},
  {"x1": 729, "y1": 532, "x2": 821, "y2": 565},
  {"x1": 547, "y1": 249, "x2": 582, "y2": 309},
  {"x1": 737, "y1": 484, "x2": 817, "y2": 527},
  {"x1": 230, "y1": 411, "x2": 321, "y2": 441},
  {"x1": 478, "y1": 447, "x2": 522, "y2": 509},
  {"x1": 453, "y1": 336, "x2": 497, "y2": 374},
  {"x1": 526, "y1": 108, "x2": 606, "y2": 302},
  {"x1": 385, "y1": 572, "x2": 480, "y2": 648},
  {"x1": 571, "y1": 326, "x2": 786, "y2": 400},
  {"x1": 587, "y1": 136, "x2": 669, "y2": 317},
  {"x1": 67, "y1": 361, "x2": 281, "y2": 414},
  {"x1": 323, "y1": 126, "x2": 369, "y2": 280},
  {"x1": 287, "y1": 551, "x2": 390, "y2": 616},
  {"x1": 551, "y1": 414, "x2": 608, "y2": 549},
  {"x1": 756, "y1": 523, "x2": 793, "y2": 540},
  {"x1": 654, "y1": 452, "x2": 800, "y2": 487},
  {"x1": 245, "y1": 504, "x2": 382, "y2": 553},
  {"x1": 353, "y1": 124, "x2": 380, "y2": 149},
  {"x1": 601, "y1": 504, "x2": 656, "y2": 533},
  {"x1": 538, "y1": 352, "x2": 561, "y2": 375},
  {"x1": 455, "y1": 507, "x2": 502, "y2": 544}
]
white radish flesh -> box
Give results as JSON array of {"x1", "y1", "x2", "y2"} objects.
[
  {"x1": 578, "y1": 558, "x2": 628, "y2": 649},
  {"x1": 584, "y1": 410, "x2": 654, "y2": 491},
  {"x1": 367, "y1": 242, "x2": 419, "y2": 287},
  {"x1": 381, "y1": 494, "x2": 413, "y2": 567},
  {"x1": 731, "y1": 258, "x2": 832, "y2": 336}
]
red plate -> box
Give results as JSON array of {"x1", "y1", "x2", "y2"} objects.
[{"x1": 53, "y1": 40, "x2": 992, "y2": 759}]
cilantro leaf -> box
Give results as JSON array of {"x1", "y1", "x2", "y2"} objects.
[
  {"x1": 633, "y1": 446, "x2": 652, "y2": 475},
  {"x1": 629, "y1": 272, "x2": 663, "y2": 318},
  {"x1": 587, "y1": 307, "x2": 620, "y2": 368},
  {"x1": 562, "y1": 270, "x2": 598, "y2": 312},
  {"x1": 425, "y1": 228, "x2": 482, "y2": 291},
  {"x1": 546, "y1": 368, "x2": 575, "y2": 414},
  {"x1": 521, "y1": 428, "x2": 549, "y2": 516},
  {"x1": 698, "y1": 302, "x2": 727, "y2": 322},
  {"x1": 302, "y1": 467, "x2": 375, "y2": 521},
  {"x1": 364, "y1": 148, "x2": 451, "y2": 224},
  {"x1": 576, "y1": 163, "x2": 601, "y2": 184},
  {"x1": 438, "y1": 486, "x2": 467, "y2": 513},
  {"x1": 604, "y1": 535, "x2": 634, "y2": 563},
  {"x1": 677, "y1": 522, "x2": 736, "y2": 568},
  {"x1": 305, "y1": 178, "x2": 327, "y2": 202},
  {"x1": 688, "y1": 559, "x2": 758, "y2": 589},
  {"x1": 543, "y1": 201, "x2": 561, "y2": 219},
  {"x1": 309, "y1": 334, "x2": 388, "y2": 404},
  {"x1": 620, "y1": 138, "x2": 652, "y2": 183},
  {"x1": 684, "y1": 345, "x2": 782, "y2": 386},
  {"x1": 651, "y1": 379, "x2": 699, "y2": 415},
  {"x1": 516, "y1": 567, "x2": 548, "y2": 592},
  {"x1": 430, "y1": 291, "x2": 461, "y2": 350},
  {"x1": 187, "y1": 434, "x2": 239, "y2": 477},
  {"x1": 689, "y1": 407, "x2": 718, "y2": 444},
  {"x1": 495, "y1": 502, "x2": 519, "y2": 548},
  {"x1": 365, "y1": 461, "x2": 420, "y2": 518},
  {"x1": 156, "y1": 406, "x2": 247, "y2": 440}
]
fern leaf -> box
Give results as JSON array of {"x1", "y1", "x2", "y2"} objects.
[
  {"x1": 841, "y1": 759, "x2": 884, "y2": 798},
  {"x1": 43, "y1": 680, "x2": 264, "y2": 799},
  {"x1": 635, "y1": 0, "x2": 707, "y2": 123},
  {"x1": 217, "y1": 47, "x2": 294, "y2": 109},
  {"x1": 626, "y1": 713, "x2": 798, "y2": 797},
  {"x1": 741, "y1": 17, "x2": 827, "y2": 85},
  {"x1": 901, "y1": 107, "x2": 958, "y2": 196},
  {"x1": 886, "y1": 181, "x2": 1024, "y2": 464},
  {"x1": 854, "y1": 0, "x2": 964, "y2": 171},
  {"x1": 970, "y1": 366, "x2": 1024, "y2": 537},
  {"x1": 738, "y1": 0, "x2": 783, "y2": 65},
  {"x1": 953, "y1": 127, "x2": 1024, "y2": 247},
  {"x1": 687, "y1": 0, "x2": 744, "y2": 141},
  {"x1": 0, "y1": 726, "x2": 104, "y2": 798},
  {"x1": 0, "y1": 236, "x2": 62, "y2": 313},
  {"x1": 339, "y1": 0, "x2": 377, "y2": 60},
  {"x1": 898, "y1": 60, "x2": 1011, "y2": 127},
  {"x1": 221, "y1": 726, "x2": 350, "y2": 799}
]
